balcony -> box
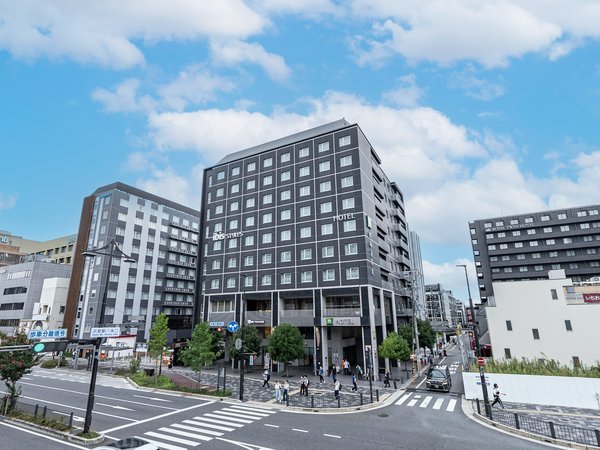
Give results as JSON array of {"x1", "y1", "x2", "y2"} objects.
[
  {"x1": 323, "y1": 308, "x2": 362, "y2": 317},
  {"x1": 165, "y1": 273, "x2": 196, "y2": 281},
  {"x1": 279, "y1": 309, "x2": 314, "y2": 326},
  {"x1": 170, "y1": 221, "x2": 194, "y2": 231},
  {"x1": 208, "y1": 311, "x2": 235, "y2": 324},
  {"x1": 168, "y1": 247, "x2": 197, "y2": 256},
  {"x1": 167, "y1": 260, "x2": 196, "y2": 268},
  {"x1": 31, "y1": 313, "x2": 49, "y2": 322},
  {"x1": 169, "y1": 234, "x2": 198, "y2": 244},
  {"x1": 162, "y1": 300, "x2": 194, "y2": 307},
  {"x1": 245, "y1": 310, "x2": 271, "y2": 326},
  {"x1": 163, "y1": 286, "x2": 194, "y2": 294}
]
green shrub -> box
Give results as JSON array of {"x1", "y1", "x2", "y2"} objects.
[
  {"x1": 467, "y1": 358, "x2": 600, "y2": 378},
  {"x1": 40, "y1": 359, "x2": 59, "y2": 369},
  {"x1": 129, "y1": 357, "x2": 141, "y2": 374},
  {"x1": 9, "y1": 410, "x2": 71, "y2": 431},
  {"x1": 129, "y1": 372, "x2": 231, "y2": 397}
]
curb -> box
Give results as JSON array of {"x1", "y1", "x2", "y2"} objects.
[
  {"x1": 4, "y1": 417, "x2": 105, "y2": 446},
  {"x1": 125, "y1": 377, "x2": 233, "y2": 402}
]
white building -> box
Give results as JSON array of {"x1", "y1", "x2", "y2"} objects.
[
  {"x1": 21, "y1": 277, "x2": 70, "y2": 332},
  {"x1": 487, "y1": 270, "x2": 599, "y2": 367}
]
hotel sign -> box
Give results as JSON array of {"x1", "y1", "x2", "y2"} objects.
[
  {"x1": 332, "y1": 213, "x2": 355, "y2": 222},
  {"x1": 325, "y1": 317, "x2": 361, "y2": 326},
  {"x1": 212, "y1": 231, "x2": 244, "y2": 241},
  {"x1": 486, "y1": 223, "x2": 534, "y2": 232},
  {"x1": 583, "y1": 293, "x2": 600, "y2": 304}
]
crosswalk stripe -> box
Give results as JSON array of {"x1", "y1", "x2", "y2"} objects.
[
  {"x1": 210, "y1": 411, "x2": 255, "y2": 422},
  {"x1": 184, "y1": 419, "x2": 235, "y2": 432},
  {"x1": 195, "y1": 415, "x2": 244, "y2": 427},
  {"x1": 170, "y1": 423, "x2": 224, "y2": 437},
  {"x1": 204, "y1": 413, "x2": 252, "y2": 424},
  {"x1": 158, "y1": 426, "x2": 213, "y2": 442},
  {"x1": 432, "y1": 399, "x2": 444, "y2": 410},
  {"x1": 407, "y1": 399, "x2": 418, "y2": 407},
  {"x1": 145, "y1": 431, "x2": 202, "y2": 446},
  {"x1": 228, "y1": 405, "x2": 275, "y2": 415},
  {"x1": 420, "y1": 396, "x2": 433, "y2": 408},
  {"x1": 134, "y1": 436, "x2": 185, "y2": 450},
  {"x1": 446, "y1": 399, "x2": 457, "y2": 412},
  {"x1": 221, "y1": 408, "x2": 266, "y2": 420},
  {"x1": 395, "y1": 394, "x2": 411, "y2": 406}
]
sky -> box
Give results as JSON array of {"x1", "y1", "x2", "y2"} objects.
[{"x1": 1, "y1": 1, "x2": 599, "y2": 302}]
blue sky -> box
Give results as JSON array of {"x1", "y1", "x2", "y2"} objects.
[{"x1": 1, "y1": 1, "x2": 599, "y2": 300}]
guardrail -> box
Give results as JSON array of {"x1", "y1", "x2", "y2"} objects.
[
  {"x1": 1, "y1": 396, "x2": 76, "y2": 429},
  {"x1": 287, "y1": 387, "x2": 380, "y2": 409}
]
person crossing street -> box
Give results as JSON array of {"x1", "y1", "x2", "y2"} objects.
[{"x1": 491, "y1": 383, "x2": 505, "y2": 409}]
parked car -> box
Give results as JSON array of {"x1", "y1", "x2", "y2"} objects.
[{"x1": 425, "y1": 365, "x2": 452, "y2": 392}]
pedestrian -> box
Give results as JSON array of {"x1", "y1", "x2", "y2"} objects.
[
  {"x1": 334, "y1": 379, "x2": 341, "y2": 399},
  {"x1": 319, "y1": 366, "x2": 325, "y2": 383},
  {"x1": 345, "y1": 359, "x2": 350, "y2": 375},
  {"x1": 275, "y1": 381, "x2": 281, "y2": 403},
  {"x1": 263, "y1": 369, "x2": 271, "y2": 388},
  {"x1": 356, "y1": 364, "x2": 363, "y2": 380},
  {"x1": 351, "y1": 373, "x2": 357, "y2": 391},
  {"x1": 491, "y1": 383, "x2": 505, "y2": 409},
  {"x1": 332, "y1": 365, "x2": 337, "y2": 382},
  {"x1": 168, "y1": 356, "x2": 173, "y2": 369},
  {"x1": 283, "y1": 380, "x2": 289, "y2": 403},
  {"x1": 304, "y1": 375, "x2": 310, "y2": 396},
  {"x1": 341, "y1": 358, "x2": 346, "y2": 375},
  {"x1": 384, "y1": 370, "x2": 391, "y2": 388},
  {"x1": 299, "y1": 375, "x2": 306, "y2": 396}
]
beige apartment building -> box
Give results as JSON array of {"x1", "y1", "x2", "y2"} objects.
[{"x1": 0, "y1": 230, "x2": 77, "y2": 265}]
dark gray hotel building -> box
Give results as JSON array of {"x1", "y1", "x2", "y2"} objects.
[
  {"x1": 198, "y1": 120, "x2": 414, "y2": 372},
  {"x1": 64, "y1": 182, "x2": 200, "y2": 344},
  {"x1": 470, "y1": 204, "x2": 600, "y2": 302}
]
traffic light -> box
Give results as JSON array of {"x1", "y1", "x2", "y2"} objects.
[
  {"x1": 31, "y1": 340, "x2": 69, "y2": 353},
  {"x1": 217, "y1": 327, "x2": 223, "y2": 333}
]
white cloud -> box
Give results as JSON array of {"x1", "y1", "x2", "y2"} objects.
[
  {"x1": 0, "y1": 0, "x2": 268, "y2": 69},
  {"x1": 448, "y1": 65, "x2": 506, "y2": 101},
  {"x1": 135, "y1": 165, "x2": 203, "y2": 210},
  {"x1": 383, "y1": 74, "x2": 425, "y2": 107},
  {"x1": 92, "y1": 79, "x2": 156, "y2": 113},
  {"x1": 0, "y1": 193, "x2": 17, "y2": 211},
  {"x1": 210, "y1": 40, "x2": 292, "y2": 82}
]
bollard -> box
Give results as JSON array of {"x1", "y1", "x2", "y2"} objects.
[
  {"x1": 34, "y1": 404, "x2": 39, "y2": 417},
  {"x1": 514, "y1": 413, "x2": 520, "y2": 430},
  {"x1": 549, "y1": 422, "x2": 556, "y2": 439},
  {"x1": 360, "y1": 393, "x2": 363, "y2": 405},
  {"x1": 376, "y1": 389, "x2": 379, "y2": 402},
  {"x1": 311, "y1": 395, "x2": 314, "y2": 409},
  {"x1": 337, "y1": 397, "x2": 341, "y2": 408},
  {"x1": 594, "y1": 429, "x2": 600, "y2": 447},
  {"x1": 393, "y1": 381, "x2": 397, "y2": 389},
  {"x1": 42, "y1": 405, "x2": 47, "y2": 418},
  {"x1": 476, "y1": 398, "x2": 480, "y2": 415},
  {"x1": 286, "y1": 395, "x2": 289, "y2": 407},
  {"x1": 69, "y1": 412, "x2": 74, "y2": 428}
]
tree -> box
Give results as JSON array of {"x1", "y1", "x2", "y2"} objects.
[
  {"x1": 148, "y1": 313, "x2": 169, "y2": 375},
  {"x1": 267, "y1": 324, "x2": 304, "y2": 377},
  {"x1": 397, "y1": 324, "x2": 413, "y2": 346},
  {"x1": 378, "y1": 332, "x2": 411, "y2": 363},
  {"x1": 0, "y1": 331, "x2": 40, "y2": 410},
  {"x1": 417, "y1": 319, "x2": 436, "y2": 351},
  {"x1": 180, "y1": 322, "x2": 219, "y2": 382},
  {"x1": 227, "y1": 326, "x2": 261, "y2": 361}
]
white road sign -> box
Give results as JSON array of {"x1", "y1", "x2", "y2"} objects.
[{"x1": 90, "y1": 327, "x2": 121, "y2": 338}]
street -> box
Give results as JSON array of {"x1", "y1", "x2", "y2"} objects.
[{"x1": 0, "y1": 340, "x2": 551, "y2": 449}]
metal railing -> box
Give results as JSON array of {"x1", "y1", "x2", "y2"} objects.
[
  {"x1": 287, "y1": 388, "x2": 380, "y2": 409},
  {"x1": 1, "y1": 396, "x2": 75, "y2": 429},
  {"x1": 475, "y1": 399, "x2": 600, "y2": 447}
]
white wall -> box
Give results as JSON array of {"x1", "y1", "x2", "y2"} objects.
[
  {"x1": 488, "y1": 277, "x2": 600, "y2": 367},
  {"x1": 463, "y1": 372, "x2": 600, "y2": 409}
]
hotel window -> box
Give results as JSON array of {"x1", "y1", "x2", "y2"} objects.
[
  {"x1": 228, "y1": 257, "x2": 237, "y2": 268},
  {"x1": 262, "y1": 253, "x2": 272, "y2": 264},
  {"x1": 300, "y1": 227, "x2": 312, "y2": 238},
  {"x1": 246, "y1": 198, "x2": 256, "y2": 208},
  {"x1": 262, "y1": 275, "x2": 272, "y2": 286},
  {"x1": 299, "y1": 166, "x2": 311, "y2": 177},
  {"x1": 216, "y1": 188, "x2": 224, "y2": 197},
  {"x1": 534, "y1": 265, "x2": 544, "y2": 271},
  {"x1": 560, "y1": 225, "x2": 570, "y2": 231},
  {"x1": 319, "y1": 161, "x2": 331, "y2": 172},
  {"x1": 262, "y1": 213, "x2": 273, "y2": 224},
  {"x1": 590, "y1": 209, "x2": 599, "y2": 215},
  {"x1": 212, "y1": 260, "x2": 221, "y2": 270},
  {"x1": 340, "y1": 155, "x2": 352, "y2": 167},
  {"x1": 230, "y1": 201, "x2": 239, "y2": 212},
  {"x1": 563, "y1": 237, "x2": 573, "y2": 244},
  {"x1": 300, "y1": 206, "x2": 311, "y2": 217},
  {"x1": 281, "y1": 273, "x2": 292, "y2": 284},
  {"x1": 504, "y1": 267, "x2": 512, "y2": 273},
  {"x1": 499, "y1": 244, "x2": 508, "y2": 249},
  {"x1": 529, "y1": 241, "x2": 538, "y2": 247},
  {"x1": 532, "y1": 329, "x2": 540, "y2": 340},
  {"x1": 343, "y1": 220, "x2": 357, "y2": 232},
  {"x1": 229, "y1": 219, "x2": 239, "y2": 229},
  {"x1": 301, "y1": 248, "x2": 312, "y2": 260},
  {"x1": 543, "y1": 227, "x2": 552, "y2": 233},
  {"x1": 301, "y1": 271, "x2": 313, "y2": 283},
  {"x1": 487, "y1": 245, "x2": 496, "y2": 250},
  {"x1": 510, "y1": 219, "x2": 519, "y2": 225},
  {"x1": 262, "y1": 233, "x2": 272, "y2": 244},
  {"x1": 231, "y1": 166, "x2": 240, "y2": 176},
  {"x1": 280, "y1": 251, "x2": 292, "y2": 262},
  {"x1": 339, "y1": 135, "x2": 351, "y2": 146},
  {"x1": 245, "y1": 276, "x2": 254, "y2": 287},
  {"x1": 322, "y1": 246, "x2": 334, "y2": 258},
  {"x1": 484, "y1": 222, "x2": 492, "y2": 228},
  {"x1": 497, "y1": 232, "x2": 506, "y2": 238},
  {"x1": 247, "y1": 162, "x2": 256, "y2": 172},
  {"x1": 215, "y1": 205, "x2": 224, "y2": 214},
  {"x1": 246, "y1": 179, "x2": 256, "y2": 190},
  {"x1": 504, "y1": 349, "x2": 512, "y2": 359},
  {"x1": 244, "y1": 235, "x2": 255, "y2": 246},
  {"x1": 342, "y1": 198, "x2": 355, "y2": 209},
  {"x1": 569, "y1": 263, "x2": 579, "y2": 269},
  {"x1": 245, "y1": 216, "x2": 255, "y2": 227},
  {"x1": 546, "y1": 239, "x2": 555, "y2": 245},
  {"x1": 280, "y1": 209, "x2": 291, "y2": 220},
  {"x1": 320, "y1": 202, "x2": 333, "y2": 214},
  {"x1": 244, "y1": 256, "x2": 254, "y2": 266},
  {"x1": 320, "y1": 181, "x2": 332, "y2": 193},
  {"x1": 346, "y1": 267, "x2": 359, "y2": 279},
  {"x1": 228, "y1": 238, "x2": 238, "y2": 249},
  {"x1": 524, "y1": 217, "x2": 533, "y2": 223},
  {"x1": 226, "y1": 278, "x2": 236, "y2": 288},
  {"x1": 577, "y1": 211, "x2": 587, "y2": 217},
  {"x1": 495, "y1": 221, "x2": 504, "y2": 226},
  {"x1": 211, "y1": 279, "x2": 220, "y2": 289},
  {"x1": 501, "y1": 255, "x2": 510, "y2": 261},
  {"x1": 548, "y1": 251, "x2": 559, "y2": 258},
  {"x1": 280, "y1": 189, "x2": 291, "y2": 201},
  {"x1": 591, "y1": 261, "x2": 600, "y2": 267},
  {"x1": 540, "y1": 215, "x2": 550, "y2": 221},
  {"x1": 527, "y1": 229, "x2": 536, "y2": 235},
  {"x1": 280, "y1": 152, "x2": 291, "y2": 163},
  {"x1": 323, "y1": 269, "x2": 336, "y2": 281},
  {"x1": 584, "y1": 236, "x2": 594, "y2": 242},
  {"x1": 558, "y1": 213, "x2": 567, "y2": 220},
  {"x1": 213, "y1": 241, "x2": 222, "y2": 251},
  {"x1": 566, "y1": 250, "x2": 576, "y2": 256},
  {"x1": 281, "y1": 171, "x2": 291, "y2": 182},
  {"x1": 263, "y1": 157, "x2": 273, "y2": 168},
  {"x1": 281, "y1": 230, "x2": 292, "y2": 241},
  {"x1": 263, "y1": 175, "x2": 273, "y2": 186},
  {"x1": 516, "y1": 254, "x2": 525, "y2": 260},
  {"x1": 580, "y1": 223, "x2": 590, "y2": 229},
  {"x1": 532, "y1": 253, "x2": 541, "y2": 258},
  {"x1": 586, "y1": 248, "x2": 597, "y2": 254},
  {"x1": 506, "y1": 320, "x2": 512, "y2": 331},
  {"x1": 321, "y1": 223, "x2": 334, "y2": 235},
  {"x1": 519, "y1": 266, "x2": 528, "y2": 272},
  {"x1": 485, "y1": 234, "x2": 493, "y2": 240},
  {"x1": 345, "y1": 243, "x2": 358, "y2": 255},
  {"x1": 298, "y1": 146, "x2": 310, "y2": 158},
  {"x1": 318, "y1": 141, "x2": 330, "y2": 153},
  {"x1": 263, "y1": 194, "x2": 273, "y2": 205},
  {"x1": 551, "y1": 263, "x2": 561, "y2": 269},
  {"x1": 515, "y1": 242, "x2": 524, "y2": 248},
  {"x1": 341, "y1": 176, "x2": 354, "y2": 188},
  {"x1": 491, "y1": 268, "x2": 500, "y2": 273},
  {"x1": 512, "y1": 231, "x2": 521, "y2": 236},
  {"x1": 217, "y1": 171, "x2": 225, "y2": 180},
  {"x1": 470, "y1": 229, "x2": 476, "y2": 235},
  {"x1": 231, "y1": 184, "x2": 240, "y2": 194},
  {"x1": 490, "y1": 256, "x2": 498, "y2": 261},
  {"x1": 299, "y1": 186, "x2": 311, "y2": 197}
]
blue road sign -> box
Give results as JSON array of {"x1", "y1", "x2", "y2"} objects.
[
  {"x1": 28, "y1": 329, "x2": 67, "y2": 340},
  {"x1": 227, "y1": 321, "x2": 239, "y2": 333}
]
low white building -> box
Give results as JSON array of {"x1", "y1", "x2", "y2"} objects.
[
  {"x1": 487, "y1": 270, "x2": 599, "y2": 367},
  {"x1": 21, "y1": 277, "x2": 70, "y2": 332}
]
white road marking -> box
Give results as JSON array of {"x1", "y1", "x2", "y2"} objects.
[
  {"x1": 324, "y1": 434, "x2": 341, "y2": 439},
  {"x1": 96, "y1": 402, "x2": 135, "y2": 411},
  {"x1": 395, "y1": 394, "x2": 411, "y2": 405},
  {"x1": 210, "y1": 411, "x2": 256, "y2": 422},
  {"x1": 407, "y1": 399, "x2": 419, "y2": 407},
  {"x1": 415, "y1": 377, "x2": 427, "y2": 389},
  {"x1": 53, "y1": 411, "x2": 84, "y2": 422},
  {"x1": 158, "y1": 426, "x2": 213, "y2": 442},
  {"x1": 414, "y1": 395, "x2": 422, "y2": 399},
  {"x1": 229, "y1": 405, "x2": 275, "y2": 414},
  {"x1": 221, "y1": 408, "x2": 266, "y2": 420},
  {"x1": 195, "y1": 415, "x2": 244, "y2": 428},
  {"x1": 204, "y1": 412, "x2": 252, "y2": 424},
  {"x1": 432, "y1": 398, "x2": 444, "y2": 410},
  {"x1": 132, "y1": 394, "x2": 172, "y2": 402},
  {"x1": 170, "y1": 423, "x2": 224, "y2": 437},
  {"x1": 216, "y1": 437, "x2": 275, "y2": 450},
  {"x1": 136, "y1": 435, "x2": 186, "y2": 450},
  {"x1": 293, "y1": 428, "x2": 309, "y2": 433},
  {"x1": 420, "y1": 396, "x2": 433, "y2": 408},
  {"x1": 146, "y1": 430, "x2": 205, "y2": 445},
  {"x1": 264, "y1": 424, "x2": 279, "y2": 428},
  {"x1": 184, "y1": 419, "x2": 235, "y2": 432},
  {"x1": 446, "y1": 399, "x2": 457, "y2": 412}
]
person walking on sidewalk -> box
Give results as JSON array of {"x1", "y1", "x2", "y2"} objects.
[
  {"x1": 491, "y1": 383, "x2": 505, "y2": 409},
  {"x1": 334, "y1": 379, "x2": 341, "y2": 399},
  {"x1": 263, "y1": 369, "x2": 271, "y2": 388},
  {"x1": 304, "y1": 375, "x2": 310, "y2": 396},
  {"x1": 299, "y1": 375, "x2": 306, "y2": 396},
  {"x1": 384, "y1": 370, "x2": 391, "y2": 388},
  {"x1": 283, "y1": 380, "x2": 289, "y2": 403},
  {"x1": 351, "y1": 373, "x2": 358, "y2": 391},
  {"x1": 274, "y1": 381, "x2": 281, "y2": 403},
  {"x1": 319, "y1": 366, "x2": 325, "y2": 384}
]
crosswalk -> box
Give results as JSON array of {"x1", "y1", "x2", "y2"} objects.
[
  {"x1": 395, "y1": 393, "x2": 458, "y2": 412},
  {"x1": 26, "y1": 370, "x2": 133, "y2": 389},
  {"x1": 135, "y1": 404, "x2": 276, "y2": 449}
]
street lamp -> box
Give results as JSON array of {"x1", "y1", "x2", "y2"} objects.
[
  {"x1": 239, "y1": 274, "x2": 246, "y2": 402},
  {"x1": 81, "y1": 239, "x2": 135, "y2": 434},
  {"x1": 456, "y1": 264, "x2": 490, "y2": 412}
]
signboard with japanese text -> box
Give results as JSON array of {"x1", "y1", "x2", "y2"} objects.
[{"x1": 28, "y1": 329, "x2": 67, "y2": 340}]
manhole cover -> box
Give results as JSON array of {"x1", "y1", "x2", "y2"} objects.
[{"x1": 377, "y1": 413, "x2": 389, "y2": 418}]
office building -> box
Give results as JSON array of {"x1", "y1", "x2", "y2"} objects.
[
  {"x1": 64, "y1": 182, "x2": 200, "y2": 344},
  {"x1": 0, "y1": 230, "x2": 77, "y2": 265},
  {"x1": 425, "y1": 283, "x2": 463, "y2": 331},
  {"x1": 198, "y1": 119, "x2": 414, "y2": 372},
  {"x1": 470, "y1": 204, "x2": 600, "y2": 302},
  {"x1": 408, "y1": 230, "x2": 427, "y2": 320},
  {"x1": 487, "y1": 270, "x2": 598, "y2": 367},
  {"x1": 0, "y1": 255, "x2": 71, "y2": 335}
]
